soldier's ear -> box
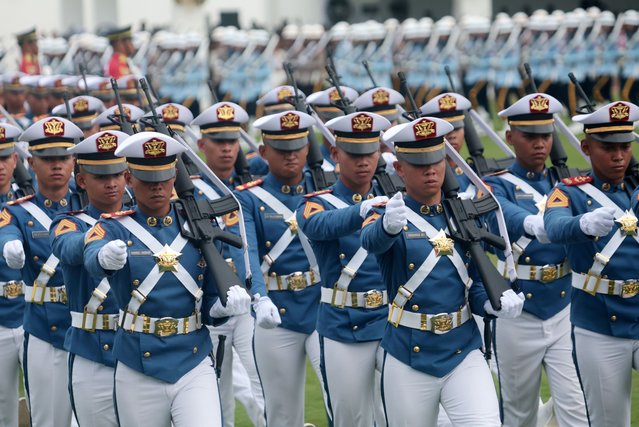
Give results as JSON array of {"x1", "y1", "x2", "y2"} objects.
[
  {"x1": 329, "y1": 145, "x2": 339, "y2": 163},
  {"x1": 124, "y1": 170, "x2": 133, "y2": 186},
  {"x1": 581, "y1": 139, "x2": 590, "y2": 157},
  {"x1": 258, "y1": 144, "x2": 267, "y2": 157},
  {"x1": 505, "y1": 130, "x2": 512, "y2": 145}
]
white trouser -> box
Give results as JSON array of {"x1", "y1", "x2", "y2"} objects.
[
  {"x1": 69, "y1": 354, "x2": 117, "y2": 427},
  {"x1": 573, "y1": 326, "x2": 639, "y2": 427},
  {"x1": 382, "y1": 349, "x2": 500, "y2": 427},
  {"x1": 24, "y1": 334, "x2": 72, "y2": 427},
  {"x1": 114, "y1": 357, "x2": 222, "y2": 427},
  {"x1": 253, "y1": 326, "x2": 328, "y2": 426},
  {"x1": 495, "y1": 306, "x2": 587, "y2": 427},
  {"x1": 0, "y1": 325, "x2": 23, "y2": 427},
  {"x1": 209, "y1": 313, "x2": 265, "y2": 427}
]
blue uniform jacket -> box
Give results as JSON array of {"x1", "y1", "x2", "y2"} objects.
[
  {"x1": 483, "y1": 163, "x2": 571, "y2": 320},
  {"x1": 361, "y1": 195, "x2": 488, "y2": 377},
  {"x1": 545, "y1": 174, "x2": 639, "y2": 339},
  {"x1": 296, "y1": 179, "x2": 387, "y2": 343},
  {"x1": 0, "y1": 189, "x2": 24, "y2": 328}
]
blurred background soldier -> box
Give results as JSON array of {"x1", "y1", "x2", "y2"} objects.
[{"x1": 16, "y1": 28, "x2": 40, "y2": 76}]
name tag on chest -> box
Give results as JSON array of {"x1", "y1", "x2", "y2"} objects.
[
  {"x1": 31, "y1": 231, "x2": 49, "y2": 239},
  {"x1": 406, "y1": 231, "x2": 428, "y2": 239},
  {"x1": 515, "y1": 193, "x2": 534, "y2": 200},
  {"x1": 130, "y1": 250, "x2": 153, "y2": 256},
  {"x1": 264, "y1": 213, "x2": 284, "y2": 221}
]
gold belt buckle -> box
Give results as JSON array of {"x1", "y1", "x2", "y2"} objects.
[
  {"x1": 82, "y1": 307, "x2": 97, "y2": 332},
  {"x1": 364, "y1": 290, "x2": 384, "y2": 309},
  {"x1": 540, "y1": 265, "x2": 558, "y2": 283},
  {"x1": 621, "y1": 280, "x2": 639, "y2": 298},
  {"x1": 331, "y1": 284, "x2": 347, "y2": 308},
  {"x1": 431, "y1": 313, "x2": 453, "y2": 333},
  {"x1": 31, "y1": 280, "x2": 46, "y2": 305},
  {"x1": 58, "y1": 287, "x2": 67, "y2": 305},
  {"x1": 154, "y1": 317, "x2": 179, "y2": 337},
  {"x1": 388, "y1": 303, "x2": 404, "y2": 327},
  {"x1": 3, "y1": 281, "x2": 23, "y2": 298},
  {"x1": 287, "y1": 272, "x2": 307, "y2": 291}
]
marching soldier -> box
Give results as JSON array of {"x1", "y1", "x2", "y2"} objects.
[
  {"x1": 50, "y1": 130, "x2": 130, "y2": 427},
  {"x1": 0, "y1": 123, "x2": 26, "y2": 427},
  {"x1": 2, "y1": 72, "x2": 30, "y2": 129},
  {"x1": 225, "y1": 110, "x2": 329, "y2": 426},
  {"x1": 0, "y1": 117, "x2": 81, "y2": 427},
  {"x1": 296, "y1": 111, "x2": 391, "y2": 426},
  {"x1": 104, "y1": 26, "x2": 135, "y2": 79},
  {"x1": 483, "y1": 93, "x2": 588, "y2": 427},
  {"x1": 79, "y1": 76, "x2": 117, "y2": 108},
  {"x1": 20, "y1": 76, "x2": 49, "y2": 123},
  {"x1": 83, "y1": 131, "x2": 251, "y2": 426},
  {"x1": 16, "y1": 28, "x2": 40, "y2": 75},
  {"x1": 545, "y1": 101, "x2": 639, "y2": 427},
  {"x1": 361, "y1": 116, "x2": 524, "y2": 426},
  {"x1": 51, "y1": 95, "x2": 105, "y2": 138}
]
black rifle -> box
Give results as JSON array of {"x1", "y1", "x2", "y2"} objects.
[
  {"x1": 139, "y1": 78, "x2": 246, "y2": 305},
  {"x1": 12, "y1": 160, "x2": 35, "y2": 198},
  {"x1": 284, "y1": 62, "x2": 336, "y2": 190},
  {"x1": 325, "y1": 61, "x2": 404, "y2": 196},
  {"x1": 402, "y1": 73, "x2": 512, "y2": 310},
  {"x1": 110, "y1": 78, "x2": 136, "y2": 136},
  {"x1": 62, "y1": 91, "x2": 90, "y2": 211},
  {"x1": 79, "y1": 62, "x2": 89, "y2": 96},
  {"x1": 524, "y1": 64, "x2": 580, "y2": 182},
  {"x1": 569, "y1": 72, "x2": 639, "y2": 190},
  {"x1": 362, "y1": 60, "x2": 378, "y2": 89},
  {"x1": 443, "y1": 66, "x2": 512, "y2": 175}
]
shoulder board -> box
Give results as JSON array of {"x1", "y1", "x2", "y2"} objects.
[
  {"x1": 486, "y1": 169, "x2": 509, "y2": 177},
  {"x1": 235, "y1": 179, "x2": 264, "y2": 191},
  {"x1": 6, "y1": 194, "x2": 34, "y2": 206},
  {"x1": 100, "y1": 209, "x2": 135, "y2": 219},
  {"x1": 189, "y1": 175, "x2": 202, "y2": 180},
  {"x1": 245, "y1": 152, "x2": 258, "y2": 159},
  {"x1": 561, "y1": 176, "x2": 592, "y2": 186},
  {"x1": 304, "y1": 189, "x2": 333, "y2": 198}
]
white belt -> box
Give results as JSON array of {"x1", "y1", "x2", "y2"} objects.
[
  {"x1": 1, "y1": 280, "x2": 24, "y2": 299},
  {"x1": 265, "y1": 268, "x2": 320, "y2": 291},
  {"x1": 497, "y1": 260, "x2": 571, "y2": 283},
  {"x1": 71, "y1": 311, "x2": 119, "y2": 332},
  {"x1": 571, "y1": 272, "x2": 639, "y2": 299},
  {"x1": 119, "y1": 310, "x2": 202, "y2": 337},
  {"x1": 320, "y1": 286, "x2": 388, "y2": 309},
  {"x1": 24, "y1": 284, "x2": 67, "y2": 304},
  {"x1": 388, "y1": 303, "x2": 471, "y2": 334}
]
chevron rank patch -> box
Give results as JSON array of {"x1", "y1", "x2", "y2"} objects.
[
  {"x1": 53, "y1": 218, "x2": 77, "y2": 236},
  {"x1": 84, "y1": 223, "x2": 106, "y2": 243},
  {"x1": 224, "y1": 211, "x2": 239, "y2": 227},
  {"x1": 303, "y1": 201, "x2": 324, "y2": 219},
  {"x1": 362, "y1": 212, "x2": 381, "y2": 228},
  {"x1": 0, "y1": 208, "x2": 11, "y2": 227},
  {"x1": 546, "y1": 188, "x2": 569, "y2": 209}
]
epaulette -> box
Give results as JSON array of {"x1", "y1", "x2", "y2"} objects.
[
  {"x1": 189, "y1": 174, "x2": 202, "y2": 180},
  {"x1": 235, "y1": 179, "x2": 263, "y2": 191},
  {"x1": 304, "y1": 189, "x2": 333, "y2": 198},
  {"x1": 245, "y1": 152, "x2": 258, "y2": 160},
  {"x1": 561, "y1": 176, "x2": 592, "y2": 186},
  {"x1": 6, "y1": 194, "x2": 34, "y2": 206},
  {"x1": 100, "y1": 209, "x2": 135, "y2": 219},
  {"x1": 486, "y1": 169, "x2": 509, "y2": 177}
]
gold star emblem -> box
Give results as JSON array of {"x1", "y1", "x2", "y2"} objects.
[
  {"x1": 153, "y1": 244, "x2": 182, "y2": 273},
  {"x1": 615, "y1": 210, "x2": 638, "y2": 235},
  {"x1": 429, "y1": 229, "x2": 454, "y2": 257},
  {"x1": 286, "y1": 215, "x2": 298, "y2": 234},
  {"x1": 535, "y1": 195, "x2": 548, "y2": 214}
]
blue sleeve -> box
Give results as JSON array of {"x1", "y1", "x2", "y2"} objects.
[
  {"x1": 0, "y1": 207, "x2": 24, "y2": 250},
  {"x1": 360, "y1": 208, "x2": 399, "y2": 255},
  {"x1": 544, "y1": 186, "x2": 590, "y2": 244},
  {"x1": 296, "y1": 198, "x2": 362, "y2": 241},
  {"x1": 83, "y1": 219, "x2": 121, "y2": 277},
  {"x1": 50, "y1": 216, "x2": 85, "y2": 266}
]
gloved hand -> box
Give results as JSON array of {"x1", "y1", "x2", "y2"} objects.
[
  {"x1": 381, "y1": 152, "x2": 397, "y2": 175},
  {"x1": 210, "y1": 285, "x2": 252, "y2": 318},
  {"x1": 382, "y1": 192, "x2": 407, "y2": 235},
  {"x1": 253, "y1": 295, "x2": 281, "y2": 328},
  {"x1": 97, "y1": 240, "x2": 128, "y2": 271},
  {"x1": 523, "y1": 215, "x2": 550, "y2": 244},
  {"x1": 359, "y1": 196, "x2": 389, "y2": 219},
  {"x1": 3, "y1": 240, "x2": 25, "y2": 269},
  {"x1": 579, "y1": 207, "x2": 616, "y2": 237},
  {"x1": 484, "y1": 289, "x2": 525, "y2": 319}
]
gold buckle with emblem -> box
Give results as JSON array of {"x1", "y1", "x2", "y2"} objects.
[
  {"x1": 431, "y1": 313, "x2": 453, "y2": 333},
  {"x1": 539, "y1": 265, "x2": 559, "y2": 283},
  {"x1": 364, "y1": 290, "x2": 384, "y2": 308},
  {"x1": 621, "y1": 280, "x2": 639, "y2": 298},
  {"x1": 331, "y1": 284, "x2": 347, "y2": 308},
  {"x1": 81, "y1": 307, "x2": 97, "y2": 332},
  {"x1": 154, "y1": 317, "x2": 179, "y2": 337},
  {"x1": 286, "y1": 272, "x2": 307, "y2": 290},
  {"x1": 3, "y1": 281, "x2": 23, "y2": 298}
]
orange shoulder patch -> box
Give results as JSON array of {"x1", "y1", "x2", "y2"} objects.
[
  {"x1": 304, "y1": 189, "x2": 333, "y2": 198},
  {"x1": 223, "y1": 211, "x2": 239, "y2": 227},
  {"x1": 100, "y1": 209, "x2": 135, "y2": 219},
  {"x1": 235, "y1": 179, "x2": 264, "y2": 191},
  {"x1": 53, "y1": 218, "x2": 78, "y2": 237},
  {"x1": 546, "y1": 187, "x2": 569, "y2": 209},
  {"x1": 245, "y1": 152, "x2": 258, "y2": 159},
  {"x1": 362, "y1": 212, "x2": 381, "y2": 228},
  {"x1": 0, "y1": 208, "x2": 12, "y2": 227},
  {"x1": 303, "y1": 201, "x2": 324, "y2": 219},
  {"x1": 6, "y1": 194, "x2": 34, "y2": 206},
  {"x1": 84, "y1": 223, "x2": 106, "y2": 243},
  {"x1": 561, "y1": 176, "x2": 592, "y2": 186}
]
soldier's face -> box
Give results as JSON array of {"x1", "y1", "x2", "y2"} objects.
[
  {"x1": 445, "y1": 128, "x2": 465, "y2": 153},
  {"x1": 330, "y1": 146, "x2": 379, "y2": 189},
  {"x1": 4, "y1": 91, "x2": 26, "y2": 109},
  {"x1": 77, "y1": 170, "x2": 126, "y2": 211},
  {"x1": 28, "y1": 155, "x2": 74, "y2": 191},
  {"x1": 395, "y1": 158, "x2": 446, "y2": 204},
  {"x1": 0, "y1": 153, "x2": 18, "y2": 191},
  {"x1": 26, "y1": 93, "x2": 48, "y2": 116},
  {"x1": 126, "y1": 175, "x2": 175, "y2": 216},
  {"x1": 198, "y1": 138, "x2": 239, "y2": 174},
  {"x1": 506, "y1": 129, "x2": 552, "y2": 172},
  {"x1": 581, "y1": 138, "x2": 632, "y2": 184},
  {"x1": 259, "y1": 144, "x2": 308, "y2": 180}
]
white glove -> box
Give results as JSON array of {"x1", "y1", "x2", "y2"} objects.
[
  {"x1": 381, "y1": 152, "x2": 397, "y2": 175},
  {"x1": 253, "y1": 295, "x2": 281, "y2": 328},
  {"x1": 523, "y1": 215, "x2": 550, "y2": 244},
  {"x1": 579, "y1": 207, "x2": 616, "y2": 237},
  {"x1": 97, "y1": 239, "x2": 128, "y2": 271},
  {"x1": 382, "y1": 192, "x2": 407, "y2": 235},
  {"x1": 359, "y1": 196, "x2": 389, "y2": 219},
  {"x1": 3, "y1": 240, "x2": 25, "y2": 269},
  {"x1": 484, "y1": 289, "x2": 525, "y2": 319},
  {"x1": 210, "y1": 285, "x2": 252, "y2": 318}
]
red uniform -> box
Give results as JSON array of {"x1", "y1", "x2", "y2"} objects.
[
  {"x1": 19, "y1": 53, "x2": 40, "y2": 75},
  {"x1": 106, "y1": 52, "x2": 131, "y2": 79}
]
